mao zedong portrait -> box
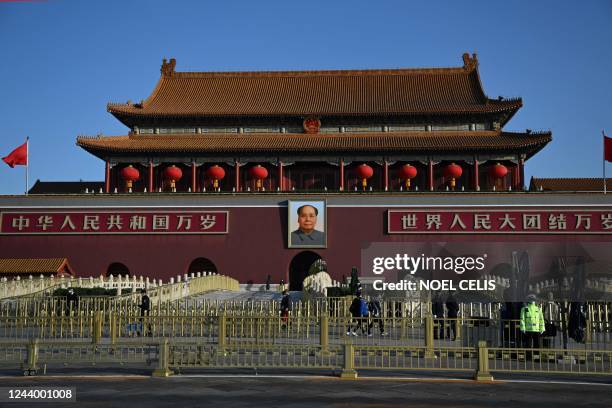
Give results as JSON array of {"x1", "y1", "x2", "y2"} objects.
[{"x1": 291, "y1": 204, "x2": 325, "y2": 246}]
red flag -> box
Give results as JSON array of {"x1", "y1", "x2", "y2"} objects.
[
  {"x1": 2, "y1": 141, "x2": 28, "y2": 168},
  {"x1": 605, "y1": 133, "x2": 612, "y2": 163}
]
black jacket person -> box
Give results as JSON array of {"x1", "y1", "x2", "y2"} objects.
[
  {"x1": 280, "y1": 290, "x2": 291, "y2": 324},
  {"x1": 445, "y1": 292, "x2": 459, "y2": 340},
  {"x1": 138, "y1": 290, "x2": 150, "y2": 316}
]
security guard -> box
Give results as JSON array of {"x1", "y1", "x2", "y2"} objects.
[{"x1": 520, "y1": 293, "x2": 545, "y2": 349}]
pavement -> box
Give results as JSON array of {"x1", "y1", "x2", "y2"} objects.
[
  {"x1": 188, "y1": 289, "x2": 302, "y2": 302},
  {"x1": 0, "y1": 369, "x2": 610, "y2": 407}
]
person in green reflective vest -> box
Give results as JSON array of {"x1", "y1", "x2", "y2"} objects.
[{"x1": 520, "y1": 294, "x2": 545, "y2": 349}]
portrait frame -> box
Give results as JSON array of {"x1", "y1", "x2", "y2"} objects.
[{"x1": 287, "y1": 199, "x2": 327, "y2": 248}]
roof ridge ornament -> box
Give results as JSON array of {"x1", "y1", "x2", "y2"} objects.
[
  {"x1": 462, "y1": 52, "x2": 478, "y2": 70},
  {"x1": 161, "y1": 58, "x2": 176, "y2": 77}
]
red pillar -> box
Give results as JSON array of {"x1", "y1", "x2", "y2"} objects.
[
  {"x1": 148, "y1": 161, "x2": 154, "y2": 193},
  {"x1": 191, "y1": 162, "x2": 197, "y2": 192},
  {"x1": 519, "y1": 159, "x2": 525, "y2": 190},
  {"x1": 339, "y1": 159, "x2": 344, "y2": 191},
  {"x1": 513, "y1": 164, "x2": 518, "y2": 189},
  {"x1": 384, "y1": 160, "x2": 389, "y2": 191},
  {"x1": 473, "y1": 160, "x2": 479, "y2": 191},
  {"x1": 235, "y1": 162, "x2": 240, "y2": 191},
  {"x1": 105, "y1": 161, "x2": 110, "y2": 193},
  {"x1": 428, "y1": 160, "x2": 434, "y2": 191},
  {"x1": 278, "y1": 162, "x2": 283, "y2": 191}
]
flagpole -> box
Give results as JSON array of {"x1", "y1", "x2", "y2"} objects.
[
  {"x1": 604, "y1": 130, "x2": 607, "y2": 195},
  {"x1": 25, "y1": 137, "x2": 29, "y2": 196}
]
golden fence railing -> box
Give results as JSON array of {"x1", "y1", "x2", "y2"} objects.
[
  {"x1": 0, "y1": 312, "x2": 609, "y2": 354},
  {"x1": 0, "y1": 337, "x2": 612, "y2": 380},
  {"x1": 7, "y1": 296, "x2": 610, "y2": 319}
]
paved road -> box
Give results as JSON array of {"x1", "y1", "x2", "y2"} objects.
[{"x1": 1, "y1": 371, "x2": 610, "y2": 408}]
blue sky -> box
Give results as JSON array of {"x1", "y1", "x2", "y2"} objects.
[{"x1": 0, "y1": 0, "x2": 611, "y2": 194}]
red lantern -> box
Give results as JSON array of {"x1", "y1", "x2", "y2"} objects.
[
  {"x1": 120, "y1": 165, "x2": 140, "y2": 191},
  {"x1": 164, "y1": 165, "x2": 183, "y2": 191},
  {"x1": 489, "y1": 163, "x2": 508, "y2": 179},
  {"x1": 443, "y1": 163, "x2": 463, "y2": 190},
  {"x1": 356, "y1": 163, "x2": 374, "y2": 191},
  {"x1": 206, "y1": 165, "x2": 226, "y2": 189},
  {"x1": 249, "y1": 165, "x2": 268, "y2": 190},
  {"x1": 398, "y1": 164, "x2": 417, "y2": 189}
]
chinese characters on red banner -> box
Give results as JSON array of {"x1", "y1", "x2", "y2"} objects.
[
  {"x1": 388, "y1": 210, "x2": 612, "y2": 234},
  {"x1": 0, "y1": 211, "x2": 228, "y2": 234}
]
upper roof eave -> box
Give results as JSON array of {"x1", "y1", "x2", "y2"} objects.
[
  {"x1": 106, "y1": 53, "x2": 523, "y2": 125},
  {"x1": 108, "y1": 103, "x2": 523, "y2": 117}
]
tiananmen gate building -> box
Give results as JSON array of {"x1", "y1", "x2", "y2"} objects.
[{"x1": 1, "y1": 53, "x2": 611, "y2": 291}]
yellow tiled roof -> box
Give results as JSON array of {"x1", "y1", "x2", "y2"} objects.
[
  {"x1": 0, "y1": 258, "x2": 73, "y2": 275},
  {"x1": 77, "y1": 130, "x2": 551, "y2": 156},
  {"x1": 107, "y1": 54, "x2": 522, "y2": 119}
]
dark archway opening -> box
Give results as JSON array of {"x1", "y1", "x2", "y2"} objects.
[
  {"x1": 289, "y1": 251, "x2": 322, "y2": 291},
  {"x1": 107, "y1": 262, "x2": 129, "y2": 277},
  {"x1": 188, "y1": 257, "x2": 218, "y2": 275}
]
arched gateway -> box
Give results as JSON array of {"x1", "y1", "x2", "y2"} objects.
[
  {"x1": 107, "y1": 262, "x2": 129, "y2": 277},
  {"x1": 289, "y1": 251, "x2": 322, "y2": 291},
  {"x1": 188, "y1": 257, "x2": 218, "y2": 275}
]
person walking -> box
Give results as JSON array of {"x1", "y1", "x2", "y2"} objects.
[
  {"x1": 137, "y1": 289, "x2": 151, "y2": 336},
  {"x1": 280, "y1": 289, "x2": 291, "y2": 329},
  {"x1": 347, "y1": 290, "x2": 366, "y2": 336},
  {"x1": 542, "y1": 292, "x2": 559, "y2": 347},
  {"x1": 138, "y1": 289, "x2": 150, "y2": 316},
  {"x1": 432, "y1": 292, "x2": 445, "y2": 340},
  {"x1": 358, "y1": 293, "x2": 370, "y2": 335},
  {"x1": 445, "y1": 291, "x2": 459, "y2": 341},
  {"x1": 367, "y1": 295, "x2": 386, "y2": 336},
  {"x1": 520, "y1": 294, "x2": 545, "y2": 351},
  {"x1": 568, "y1": 302, "x2": 587, "y2": 344},
  {"x1": 265, "y1": 275, "x2": 272, "y2": 291},
  {"x1": 544, "y1": 291, "x2": 559, "y2": 322},
  {"x1": 501, "y1": 286, "x2": 523, "y2": 348},
  {"x1": 65, "y1": 288, "x2": 78, "y2": 316}
]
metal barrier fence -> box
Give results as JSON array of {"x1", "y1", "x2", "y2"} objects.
[
  {"x1": 1, "y1": 339, "x2": 609, "y2": 379},
  {"x1": 0, "y1": 296, "x2": 609, "y2": 379},
  {"x1": 434, "y1": 318, "x2": 611, "y2": 351},
  {"x1": 0, "y1": 314, "x2": 609, "y2": 379},
  {"x1": 486, "y1": 346, "x2": 610, "y2": 375},
  {"x1": 3, "y1": 297, "x2": 609, "y2": 327},
  {"x1": 0, "y1": 340, "x2": 158, "y2": 376},
  {"x1": 0, "y1": 314, "x2": 610, "y2": 351},
  {"x1": 1, "y1": 296, "x2": 505, "y2": 319}
]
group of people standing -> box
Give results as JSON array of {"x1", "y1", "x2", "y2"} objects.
[
  {"x1": 280, "y1": 288, "x2": 388, "y2": 336},
  {"x1": 347, "y1": 290, "x2": 387, "y2": 336},
  {"x1": 505, "y1": 293, "x2": 588, "y2": 349},
  {"x1": 279, "y1": 287, "x2": 588, "y2": 350}
]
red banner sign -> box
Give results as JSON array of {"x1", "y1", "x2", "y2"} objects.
[
  {"x1": 388, "y1": 209, "x2": 612, "y2": 234},
  {"x1": 0, "y1": 210, "x2": 228, "y2": 235}
]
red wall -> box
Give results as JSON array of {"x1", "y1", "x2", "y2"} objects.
[{"x1": 1, "y1": 205, "x2": 608, "y2": 284}]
